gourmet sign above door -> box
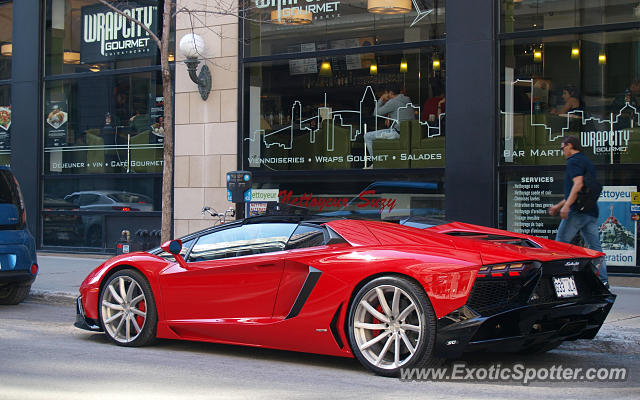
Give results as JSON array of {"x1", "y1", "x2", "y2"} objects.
[{"x1": 81, "y1": 2, "x2": 158, "y2": 63}]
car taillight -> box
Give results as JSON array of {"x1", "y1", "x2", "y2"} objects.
[
  {"x1": 477, "y1": 262, "x2": 533, "y2": 278},
  {"x1": 112, "y1": 206, "x2": 138, "y2": 211},
  {"x1": 30, "y1": 264, "x2": 38, "y2": 275}
]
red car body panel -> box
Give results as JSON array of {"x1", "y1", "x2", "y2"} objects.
[{"x1": 78, "y1": 219, "x2": 606, "y2": 358}]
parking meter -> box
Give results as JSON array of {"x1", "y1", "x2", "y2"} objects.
[{"x1": 226, "y1": 171, "x2": 252, "y2": 203}]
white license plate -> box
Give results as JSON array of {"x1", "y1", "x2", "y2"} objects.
[{"x1": 553, "y1": 276, "x2": 579, "y2": 298}]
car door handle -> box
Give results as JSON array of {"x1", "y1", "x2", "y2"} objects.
[{"x1": 257, "y1": 263, "x2": 276, "y2": 268}]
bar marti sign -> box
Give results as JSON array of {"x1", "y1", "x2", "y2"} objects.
[{"x1": 81, "y1": 1, "x2": 158, "y2": 63}]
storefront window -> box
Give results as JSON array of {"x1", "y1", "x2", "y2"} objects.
[
  {"x1": 0, "y1": 1, "x2": 12, "y2": 80},
  {"x1": 501, "y1": 0, "x2": 639, "y2": 33},
  {"x1": 244, "y1": 0, "x2": 446, "y2": 57},
  {"x1": 499, "y1": 169, "x2": 639, "y2": 270},
  {"x1": 243, "y1": 47, "x2": 445, "y2": 171},
  {"x1": 0, "y1": 85, "x2": 9, "y2": 166},
  {"x1": 500, "y1": 30, "x2": 640, "y2": 166},
  {"x1": 249, "y1": 172, "x2": 445, "y2": 219},
  {"x1": 42, "y1": 175, "x2": 161, "y2": 248},
  {"x1": 44, "y1": 71, "x2": 165, "y2": 174},
  {"x1": 45, "y1": 0, "x2": 162, "y2": 75}
]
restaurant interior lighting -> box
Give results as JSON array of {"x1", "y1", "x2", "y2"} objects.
[
  {"x1": 270, "y1": 8, "x2": 312, "y2": 25},
  {"x1": 319, "y1": 60, "x2": 332, "y2": 76},
  {"x1": 571, "y1": 42, "x2": 580, "y2": 59},
  {"x1": 432, "y1": 54, "x2": 440, "y2": 71},
  {"x1": 63, "y1": 51, "x2": 81, "y2": 64},
  {"x1": 1, "y1": 43, "x2": 11, "y2": 57},
  {"x1": 533, "y1": 48, "x2": 542, "y2": 62},
  {"x1": 400, "y1": 58, "x2": 408, "y2": 73},
  {"x1": 370, "y1": 60, "x2": 378, "y2": 75},
  {"x1": 598, "y1": 49, "x2": 607, "y2": 65},
  {"x1": 367, "y1": 0, "x2": 412, "y2": 14}
]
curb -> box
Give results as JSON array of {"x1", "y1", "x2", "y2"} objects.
[{"x1": 28, "y1": 289, "x2": 76, "y2": 306}]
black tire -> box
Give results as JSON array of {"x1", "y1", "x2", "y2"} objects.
[
  {"x1": 99, "y1": 269, "x2": 157, "y2": 347},
  {"x1": 347, "y1": 276, "x2": 440, "y2": 377},
  {"x1": 0, "y1": 283, "x2": 31, "y2": 305}
]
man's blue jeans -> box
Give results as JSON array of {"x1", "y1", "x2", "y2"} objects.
[{"x1": 556, "y1": 211, "x2": 608, "y2": 282}]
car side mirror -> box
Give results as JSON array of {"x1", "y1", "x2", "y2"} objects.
[
  {"x1": 162, "y1": 239, "x2": 182, "y2": 255},
  {"x1": 161, "y1": 240, "x2": 189, "y2": 269}
]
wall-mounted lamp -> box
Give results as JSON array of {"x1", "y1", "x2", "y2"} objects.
[
  {"x1": 1, "y1": 43, "x2": 11, "y2": 57},
  {"x1": 179, "y1": 33, "x2": 211, "y2": 100}
]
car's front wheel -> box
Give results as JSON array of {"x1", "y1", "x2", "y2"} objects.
[
  {"x1": 99, "y1": 269, "x2": 157, "y2": 346},
  {"x1": 347, "y1": 276, "x2": 439, "y2": 377}
]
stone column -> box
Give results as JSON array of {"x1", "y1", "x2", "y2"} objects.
[{"x1": 174, "y1": 0, "x2": 239, "y2": 237}]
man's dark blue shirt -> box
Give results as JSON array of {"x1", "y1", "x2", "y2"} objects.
[{"x1": 564, "y1": 151, "x2": 598, "y2": 218}]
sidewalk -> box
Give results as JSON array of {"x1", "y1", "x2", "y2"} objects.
[{"x1": 27, "y1": 253, "x2": 640, "y2": 352}]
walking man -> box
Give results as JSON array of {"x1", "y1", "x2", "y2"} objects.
[{"x1": 548, "y1": 136, "x2": 608, "y2": 287}]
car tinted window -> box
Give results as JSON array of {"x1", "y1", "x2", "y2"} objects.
[
  {"x1": 108, "y1": 193, "x2": 152, "y2": 203},
  {"x1": 0, "y1": 170, "x2": 17, "y2": 205},
  {"x1": 79, "y1": 194, "x2": 101, "y2": 206},
  {"x1": 285, "y1": 225, "x2": 326, "y2": 250},
  {"x1": 189, "y1": 223, "x2": 297, "y2": 262}
]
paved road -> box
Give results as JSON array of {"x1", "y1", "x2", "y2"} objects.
[{"x1": 1, "y1": 300, "x2": 638, "y2": 400}]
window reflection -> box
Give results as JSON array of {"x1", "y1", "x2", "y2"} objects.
[
  {"x1": 245, "y1": 0, "x2": 446, "y2": 57},
  {"x1": 189, "y1": 224, "x2": 298, "y2": 262},
  {"x1": 500, "y1": 31, "x2": 640, "y2": 165},
  {"x1": 501, "y1": 0, "x2": 639, "y2": 33},
  {"x1": 44, "y1": 71, "x2": 165, "y2": 174},
  {"x1": 244, "y1": 48, "x2": 446, "y2": 171}
]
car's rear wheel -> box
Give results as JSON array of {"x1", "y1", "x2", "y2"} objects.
[
  {"x1": 99, "y1": 269, "x2": 157, "y2": 346},
  {"x1": 0, "y1": 283, "x2": 31, "y2": 305},
  {"x1": 347, "y1": 276, "x2": 439, "y2": 377}
]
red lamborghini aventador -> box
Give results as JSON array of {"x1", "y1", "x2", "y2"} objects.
[{"x1": 75, "y1": 216, "x2": 615, "y2": 376}]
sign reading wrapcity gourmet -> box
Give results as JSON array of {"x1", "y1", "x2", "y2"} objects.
[
  {"x1": 81, "y1": 1, "x2": 158, "y2": 64},
  {"x1": 256, "y1": 0, "x2": 342, "y2": 21}
]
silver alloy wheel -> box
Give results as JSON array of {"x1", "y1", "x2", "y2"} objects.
[
  {"x1": 101, "y1": 275, "x2": 148, "y2": 344},
  {"x1": 352, "y1": 285, "x2": 423, "y2": 370}
]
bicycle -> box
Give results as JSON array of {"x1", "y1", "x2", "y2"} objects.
[{"x1": 201, "y1": 206, "x2": 236, "y2": 226}]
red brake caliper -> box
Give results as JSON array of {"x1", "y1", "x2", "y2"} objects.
[
  {"x1": 372, "y1": 305, "x2": 384, "y2": 338},
  {"x1": 136, "y1": 300, "x2": 146, "y2": 327}
]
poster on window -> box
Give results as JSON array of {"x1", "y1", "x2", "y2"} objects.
[
  {"x1": 45, "y1": 100, "x2": 69, "y2": 147},
  {"x1": 80, "y1": 1, "x2": 158, "y2": 64},
  {"x1": 0, "y1": 106, "x2": 10, "y2": 150},
  {"x1": 598, "y1": 186, "x2": 637, "y2": 267},
  {"x1": 149, "y1": 96, "x2": 164, "y2": 144}
]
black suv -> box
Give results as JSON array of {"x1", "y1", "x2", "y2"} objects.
[{"x1": 0, "y1": 167, "x2": 37, "y2": 304}]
